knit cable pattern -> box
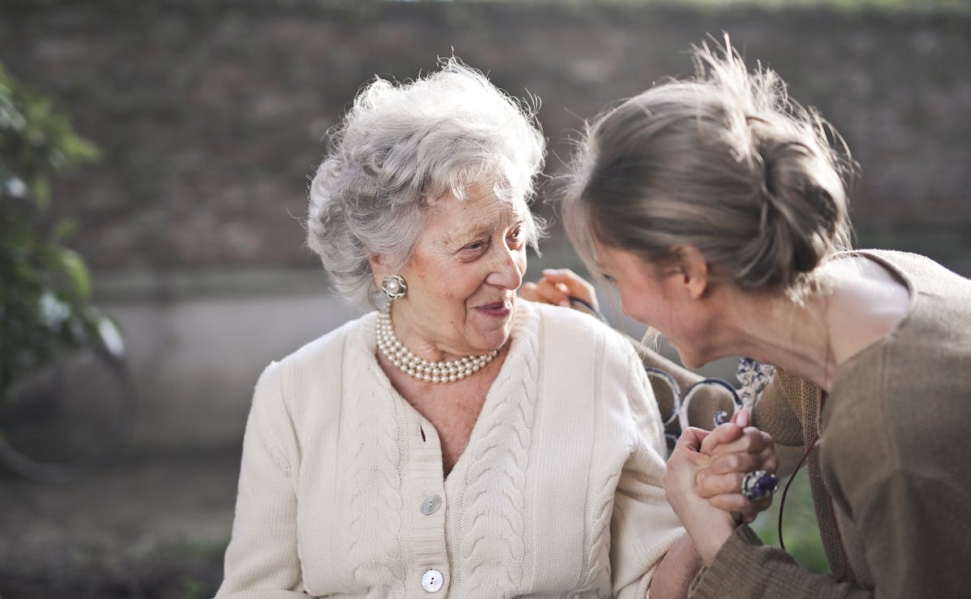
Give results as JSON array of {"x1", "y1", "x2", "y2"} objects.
[
  {"x1": 575, "y1": 334, "x2": 615, "y2": 598},
  {"x1": 459, "y1": 311, "x2": 539, "y2": 593},
  {"x1": 575, "y1": 470, "x2": 618, "y2": 598},
  {"x1": 346, "y1": 359, "x2": 406, "y2": 594}
]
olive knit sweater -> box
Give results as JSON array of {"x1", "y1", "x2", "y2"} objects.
[{"x1": 691, "y1": 250, "x2": 971, "y2": 599}]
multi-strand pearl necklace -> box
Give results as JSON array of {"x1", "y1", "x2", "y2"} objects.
[{"x1": 376, "y1": 306, "x2": 498, "y2": 383}]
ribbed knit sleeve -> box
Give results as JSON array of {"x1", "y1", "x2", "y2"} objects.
[
  {"x1": 611, "y1": 345, "x2": 686, "y2": 598},
  {"x1": 689, "y1": 526, "x2": 871, "y2": 599},
  {"x1": 216, "y1": 361, "x2": 306, "y2": 599},
  {"x1": 752, "y1": 373, "x2": 807, "y2": 477}
]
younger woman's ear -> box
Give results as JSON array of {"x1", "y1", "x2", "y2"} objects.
[{"x1": 673, "y1": 245, "x2": 709, "y2": 300}]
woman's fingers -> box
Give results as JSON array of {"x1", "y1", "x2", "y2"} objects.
[
  {"x1": 664, "y1": 429, "x2": 713, "y2": 512},
  {"x1": 696, "y1": 453, "x2": 777, "y2": 492},
  {"x1": 699, "y1": 421, "x2": 746, "y2": 456},
  {"x1": 694, "y1": 419, "x2": 779, "y2": 520},
  {"x1": 731, "y1": 407, "x2": 751, "y2": 427},
  {"x1": 696, "y1": 470, "x2": 746, "y2": 497},
  {"x1": 522, "y1": 268, "x2": 602, "y2": 314},
  {"x1": 520, "y1": 279, "x2": 571, "y2": 307},
  {"x1": 541, "y1": 268, "x2": 599, "y2": 309},
  {"x1": 519, "y1": 282, "x2": 541, "y2": 302},
  {"x1": 699, "y1": 447, "x2": 777, "y2": 479},
  {"x1": 665, "y1": 428, "x2": 714, "y2": 478},
  {"x1": 706, "y1": 427, "x2": 774, "y2": 458},
  {"x1": 673, "y1": 426, "x2": 711, "y2": 456},
  {"x1": 696, "y1": 467, "x2": 776, "y2": 520},
  {"x1": 712, "y1": 494, "x2": 774, "y2": 521},
  {"x1": 695, "y1": 443, "x2": 779, "y2": 524}
]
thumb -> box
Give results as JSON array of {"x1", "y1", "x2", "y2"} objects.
[{"x1": 675, "y1": 426, "x2": 711, "y2": 453}]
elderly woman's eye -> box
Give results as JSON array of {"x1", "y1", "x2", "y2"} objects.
[
  {"x1": 602, "y1": 273, "x2": 616, "y2": 285},
  {"x1": 507, "y1": 226, "x2": 525, "y2": 246}
]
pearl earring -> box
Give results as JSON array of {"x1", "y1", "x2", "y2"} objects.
[{"x1": 381, "y1": 274, "x2": 407, "y2": 300}]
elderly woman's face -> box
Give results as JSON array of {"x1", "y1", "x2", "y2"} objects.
[{"x1": 389, "y1": 183, "x2": 528, "y2": 358}]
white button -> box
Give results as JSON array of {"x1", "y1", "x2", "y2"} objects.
[
  {"x1": 420, "y1": 494, "x2": 442, "y2": 515},
  {"x1": 421, "y1": 569, "x2": 444, "y2": 593}
]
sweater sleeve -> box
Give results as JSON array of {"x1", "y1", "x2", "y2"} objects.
[
  {"x1": 752, "y1": 373, "x2": 808, "y2": 478},
  {"x1": 215, "y1": 361, "x2": 307, "y2": 599},
  {"x1": 612, "y1": 352, "x2": 688, "y2": 598},
  {"x1": 689, "y1": 526, "x2": 872, "y2": 599},
  {"x1": 692, "y1": 368, "x2": 879, "y2": 599}
]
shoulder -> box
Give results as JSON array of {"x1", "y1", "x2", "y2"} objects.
[
  {"x1": 517, "y1": 300, "x2": 645, "y2": 398},
  {"x1": 842, "y1": 249, "x2": 971, "y2": 295},
  {"x1": 520, "y1": 301, "x2": 646, "y2": 387},
  {"x1": 271, "y1": 311, "x2": 375, "y2": 374},
  {"x1": 853, "y1": 248, "x2": 951, "y2": 274},
  {"x1": 522, "y1": 300, "x2": 636, "y2": 359},
  {"x1": 833, "y1": 249, "x2": 971, "y2": 377},
  {"x1": 250, "y1": 311, "x2": 376, "y2": 418},
  {"x1": 521, "y1": 302, "x2": 664, "y2": 446}
]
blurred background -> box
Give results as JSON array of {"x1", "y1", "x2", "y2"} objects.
[{"x1": 0, "y1": 0, "x2": 968, "y2": 596}]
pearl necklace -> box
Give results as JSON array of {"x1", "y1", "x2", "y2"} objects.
[{"x1": 376, "y1": 306, "x2": 498, "y2": 384}]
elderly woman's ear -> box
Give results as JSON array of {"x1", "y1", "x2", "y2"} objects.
[{"x1": 368, "y1": 255, "x2": 386, "y2": 281}]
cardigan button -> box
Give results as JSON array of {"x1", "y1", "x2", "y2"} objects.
[
  {"x1": 420, "y1": 494, "x2": 442, "y2": 515},
  {"x1": 421, "y1": 569, "x2": 444, "y2": 593}
]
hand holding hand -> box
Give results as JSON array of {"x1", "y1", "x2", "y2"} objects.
[
  {"x1": 663, "y1": 427, "x2": 738, "y2": 565},
  {"x1": 695, "y1": 408, "x2": 778, "y2": 523}
]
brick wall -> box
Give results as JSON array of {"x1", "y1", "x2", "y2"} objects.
[{"x1": 2, "y1": 1, "x2": 969, "y2": 275}]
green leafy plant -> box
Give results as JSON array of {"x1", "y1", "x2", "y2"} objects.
[
  {"x1": 751, "y1": 470, "x2": 830, "y2": 574},
  {"x1": 0, "y1": 62, "x2": 108, "y2": 405}
]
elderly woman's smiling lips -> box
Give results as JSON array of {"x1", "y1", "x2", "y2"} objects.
[{"x1": 475, "y1": 298, "x2": 513, "y2": 319}]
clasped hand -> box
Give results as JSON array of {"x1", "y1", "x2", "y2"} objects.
[{"x1": 662, "y1": 409, "x2": 778, "y2": 564}]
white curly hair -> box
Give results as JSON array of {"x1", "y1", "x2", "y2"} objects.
[{"x1": 306, "y1": 58, "x2": 547, "y2": 305}]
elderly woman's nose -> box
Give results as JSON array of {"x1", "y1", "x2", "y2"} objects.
[{"x1": 487, "y1": 244, "x2": 524, "y2": 289}]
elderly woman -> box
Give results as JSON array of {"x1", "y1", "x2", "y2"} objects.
[
  {"x1": 215, "y1": 60, "x2": 696, "y2": 598},
  {"x1": 542, "y1": 40, "x2": 971, "y2": 598}
]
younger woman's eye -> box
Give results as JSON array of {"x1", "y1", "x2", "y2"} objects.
[{"x1": 602, "y1": 273, "x2": 616, "y2": 285}]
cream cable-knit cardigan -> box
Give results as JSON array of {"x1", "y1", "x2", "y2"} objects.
[{"x1": 217, "y1": 301, "x2": 684, "y2": 598}]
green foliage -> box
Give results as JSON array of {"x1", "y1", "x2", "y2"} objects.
[
  {"x1": 0, "y1": 63, "x2": 107, "y2": 404},
  {"x1": 751, "y1": 469, "x2": 831, "y2": 574}
]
